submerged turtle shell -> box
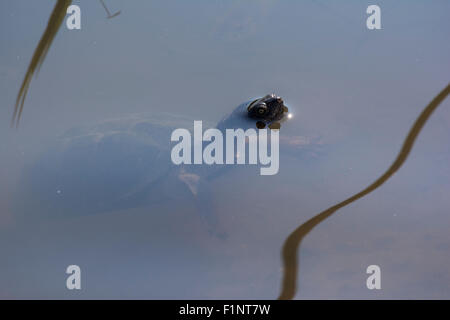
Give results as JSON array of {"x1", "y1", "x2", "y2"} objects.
[{"x1": 14, "y1": 112, "x2": 214, "y2": 220}]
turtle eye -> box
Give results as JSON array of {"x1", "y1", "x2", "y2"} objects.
[
  {"x1": 248, "y1": 102, "x2": 268, "y2": 118},
  {"x1": 257, "y1": 107, "x2": 267, "y2": 114},
  {"x1": 254, "y1": 103, "x2": 268, "y2": 115}
]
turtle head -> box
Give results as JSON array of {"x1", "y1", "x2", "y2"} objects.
[
  {"x1": 247, "y1": 94, "x2": 289, "y2": 129},
  {"x1": 216, "y1": 94, "x2": 290, "y2": 131}
]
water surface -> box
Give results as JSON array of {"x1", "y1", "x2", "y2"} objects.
[{"x1": 0, "y1": 0, "x2": 450, "y2": 299}]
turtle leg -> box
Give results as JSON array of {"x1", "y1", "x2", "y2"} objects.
[
  {"x1": 269, "y1": 122, "x2": 281, "y2": 130},
  {"x1": 256, "y1": 121, "x2": 266, "y2": 129},
  {"x1": 283, "y1": 106, "x2": 289, "y2": 113}
]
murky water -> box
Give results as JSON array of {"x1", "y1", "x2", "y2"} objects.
[{"x1": 0, "y1": 0, "x2": 449, "y2": 299}]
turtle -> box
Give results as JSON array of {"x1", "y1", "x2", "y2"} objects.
[{"x1": 13, "y1": 94, "x2": 320, "y2": 236}]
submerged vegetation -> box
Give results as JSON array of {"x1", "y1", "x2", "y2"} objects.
[
  {"x1": 12, "y1": 0, "x2": 71, "y2": 127},
  {"x1": 278, "y1": 83, "x2": 450, "y2": 300}
]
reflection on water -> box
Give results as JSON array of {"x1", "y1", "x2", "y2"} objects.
[
  {"x1": 279, "y1": 84, "x2": 450, "y2": 300},
  {"x1": 12, "y1": 0, "x2": 72, "y2": 127},
  {"x1": 99, "y1": 0, "x2": 121, "y2": 19}
]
